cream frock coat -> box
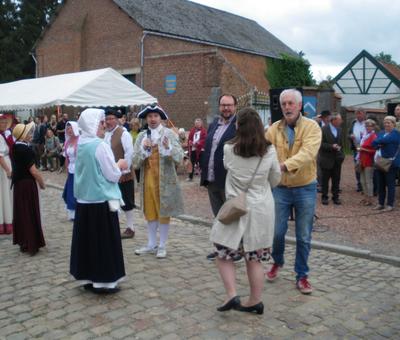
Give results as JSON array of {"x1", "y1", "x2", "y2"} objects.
[{"x1": 210, "y1": 143, "x2": 281, "y2": 252}]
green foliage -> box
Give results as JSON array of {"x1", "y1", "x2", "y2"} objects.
[
  {"x1": 266, "y1": 52, "x2": 316, "y2": 88},
  {"x1": 0, "y1": 0, "x2": 62, "y2": 83},
  {"x1": 0, "y1": 0, "x2": 20, "y2": 82},
  {"x1": 375, "y1": 52, "x2": 399, "y2": 66},
  {"x1": 317, "y1": 75, "x2": 334, "y2": 89}
]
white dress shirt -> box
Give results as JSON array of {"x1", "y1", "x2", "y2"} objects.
[{"x1": 104, "y1": 125, "x2": 133, "y2": 174}]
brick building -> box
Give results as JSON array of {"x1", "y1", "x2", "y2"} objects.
[{"x1": 35, "y1": 0, "x2": 297, "y2": 128}]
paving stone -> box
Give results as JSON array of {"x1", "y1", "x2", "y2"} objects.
[
  {"x1": 343, "y1": 319, "x2": 366, "y2": 331},
  {"x1": 0, "y1": 187, "x2": 399, "y2": 339}
]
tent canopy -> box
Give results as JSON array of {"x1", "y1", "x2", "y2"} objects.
[{"x1": 0, "y1": 68, "x2": 157, "y2": 111}]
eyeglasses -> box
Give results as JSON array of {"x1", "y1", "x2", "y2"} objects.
[{"x1": 219, "y1": 104, "x2": 235, "y2": 108}]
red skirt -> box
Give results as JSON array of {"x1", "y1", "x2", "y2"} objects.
[{"x1": 13, "y1": 179, "x2": 45, "y2": 254}]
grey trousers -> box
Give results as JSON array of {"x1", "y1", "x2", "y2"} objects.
[
  {"x1": 206, "y1": 182, "x2": 226, "y2": 217},
  {"x1": 360, "y1": 166, "x2": 374, "y2": 197}
]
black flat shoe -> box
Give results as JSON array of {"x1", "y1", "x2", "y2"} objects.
[
  {"x1": 83, "y1": 284, "x2": 93, "y2": 291},
  {"x1": 236, "y1": 302, "x2": 264, "y2": 315},
  {"x1": 217, "y1": 296, "x2": 240, "y2": 312},
  {"x1": 89, "y1": 287, "x2": 120, "y2": 294}
]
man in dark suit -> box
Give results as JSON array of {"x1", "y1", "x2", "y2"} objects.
[
  {"x1": 200, "y1": 94, "x2": 240, "y2": 261},
  {"x1": 319, "y1": 113, "x2": 345, "y2": 205}
]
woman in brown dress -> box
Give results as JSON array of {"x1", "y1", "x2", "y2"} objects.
[{"x1": 12, "y1": 122, "x2": 46, "y2": 255}]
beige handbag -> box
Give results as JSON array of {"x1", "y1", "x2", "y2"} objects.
[
  {"x1": 217, "y1": 158, "x2": 262, "y2": 224},
  {"x1": 374, "y1": 145, "x2": 400, "y2": 173},
  {"x1": 374, "y1": 156, "x2": 392, "y2": 172}
]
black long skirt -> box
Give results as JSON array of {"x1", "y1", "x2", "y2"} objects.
[
  {"x1": 70, "y1": 202, "x2": 125, "y2": 283},
  {"x1": 13, "y1": 179, "x2": 45, "y2": 254}
]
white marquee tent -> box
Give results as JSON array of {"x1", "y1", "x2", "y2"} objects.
[{"x1": 0, "y1": 68, "x2": 157, "y2": 111}]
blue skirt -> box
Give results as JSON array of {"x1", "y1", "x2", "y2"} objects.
[{"x1": 62, "y1": 172, "x2": 77, "y2": 210}]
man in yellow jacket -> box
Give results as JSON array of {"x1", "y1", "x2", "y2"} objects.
[{"x1": 265, "y1": 89, "x2": 322, "y2": 294}]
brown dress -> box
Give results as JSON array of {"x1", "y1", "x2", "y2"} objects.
[{"x1": 12, "y1": 143, "x2": 45, "y2": 254}]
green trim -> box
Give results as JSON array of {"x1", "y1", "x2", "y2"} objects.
[
  {"x1": 366, "y1": 67, "x2": 378, "y2": 92},
  {"x1": 350, "y1": 68, "x2": 363, "y2": 93},
  {"x1": 335, "y1": 82, "x2": 346, "y2": 94},
  {"x1": 333, "y1": 50, "x2": 400, "y2": 93},
  {"x1": 383, "y1": 81, "x2": 393, "y2": 94}
]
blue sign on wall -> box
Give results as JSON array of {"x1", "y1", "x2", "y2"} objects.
[
  {"x1": 303, "y1": 96, "x2": 317, "y2": 118},
  {"x1": 165, "y1": 75, "x2": 176, "y2": 94}
]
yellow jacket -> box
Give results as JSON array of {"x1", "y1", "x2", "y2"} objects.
[{"x1": 265, "y1": 115, "x2": 321, "y2": 187}]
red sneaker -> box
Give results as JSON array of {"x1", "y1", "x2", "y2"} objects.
[
  {"x1": 266, "y1": 264, "x2": 281, "y2": 282},
  {"x1": 296, "y1": 277, "x2": 313, "y2": 294}
]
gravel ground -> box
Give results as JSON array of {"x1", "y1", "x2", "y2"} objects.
[{"x1": 43, "y1": 155, "x2": 400, "y2": 257}]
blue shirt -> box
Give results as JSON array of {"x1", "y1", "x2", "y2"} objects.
[{"x1": 329, "y1": 123, "x2": 338, "y2": 138}]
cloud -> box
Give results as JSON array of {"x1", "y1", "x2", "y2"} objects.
[{"x1": 191, "y1": 0, "x2": 400, "y2": 80}]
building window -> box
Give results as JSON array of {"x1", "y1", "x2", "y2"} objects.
[{"x1": 124, "y1": 74, "x2": 136, "y2": 84}]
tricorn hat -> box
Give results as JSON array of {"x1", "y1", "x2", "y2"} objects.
[
  {"x1": 105, "y1": 108, "x2": 122, "y2": 119},
  {"x1": 137, "y1": 104, "x2": 168, "y2": 120},
  {"x1": 320, "y1": 110, "x2": 331, "y2": 117}
]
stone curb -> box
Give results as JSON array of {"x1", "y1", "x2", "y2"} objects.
[
  {"x1": 46, "y1": 182, "x2": 400, "y2": 268},
  {"x1": 177, "y1": 214, "x2": 400, "y2": 268}
]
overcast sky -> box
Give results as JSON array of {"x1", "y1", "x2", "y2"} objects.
[{"x1": 191, "y1": 0, "x2": 400, "y2": 82}]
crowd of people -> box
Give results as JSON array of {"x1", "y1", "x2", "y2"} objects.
[
  {"x1": 314, "y1": 105, "x2": 400, "y2": 211},
  {"x1": 0, "y1": 98, "x2": 399, "y2": 313}
]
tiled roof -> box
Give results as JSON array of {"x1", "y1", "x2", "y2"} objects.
[
  {"x1": 113, "y1": 0, "x2": 297, "y2": 59},
  {"x1": 380, "y1": 62, "x2": 400, "y2": 80}
]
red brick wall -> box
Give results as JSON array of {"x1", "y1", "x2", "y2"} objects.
[
  {"x1": 143, "y1": 35, "x2": 226, "y2": 128},
  {"x1": 220, "y1": 48, "x2": 270, "y2": 92},
  {"x1": 36, "y1": 0, "x2": 142, "y2": 76},
  {"x1": 35, "y1": 0, "x2": 273, "y2": 129}
]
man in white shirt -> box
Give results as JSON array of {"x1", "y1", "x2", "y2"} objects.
[
  {"x1": 348, "y1": 108, "x2": 367, "y2": 192},
  {"x1": 104, "y1": 109, "x2": 136, "y2": 239}
]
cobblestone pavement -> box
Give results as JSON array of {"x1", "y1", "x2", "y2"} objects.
[
  {"x1": 1, "y1": 187, "x2": 399, "y2": 339},
  {"x1": 41, "y1": 154, "x2": 400, "y2": 258}
]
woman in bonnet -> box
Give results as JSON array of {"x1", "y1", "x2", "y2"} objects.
[
  {"x1": 0, "y1": 114, "x2": 14, "y2": 235},
  {"x1": 70, "y1": 108, "x2": 127, "y2": 294},
  {"x1": 62, "y1": 121, "x2": 80, "y2": 221}
]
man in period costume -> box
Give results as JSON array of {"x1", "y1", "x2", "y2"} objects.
[
  {"x1": 133, "y1": 104, "x2": 184, "y2": 258},
  {"x1": 104, "y1": 108, "x2": 136, "y2": 239}
]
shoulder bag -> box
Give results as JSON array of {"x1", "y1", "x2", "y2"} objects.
[
  {"x1": 217, "y1": 157, "x2": 263, "y2": 224},
  {"x1": 374, "y1": 144, "x2": 400, "y2": 173}
]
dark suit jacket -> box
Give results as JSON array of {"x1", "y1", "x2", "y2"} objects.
[
  {"x1": 200, "y1": 116, "x2": 236, "y2": 189},
  {"x1": 319, "y1": 124, "x2": 345, "y2": 170}
]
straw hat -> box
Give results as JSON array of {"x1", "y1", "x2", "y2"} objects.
[
  {"x1": 0, "y1": 114, "x2": 12, "y2": 130},
  {"x1": 12, "y1": 122, "x2": 35, "y2": 141}
]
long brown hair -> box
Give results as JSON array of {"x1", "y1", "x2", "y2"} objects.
[{"x1": 229, "y1": 107, "x2": 271, "y2": 157}]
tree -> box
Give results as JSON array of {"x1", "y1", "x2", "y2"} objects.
[
  {"x1": 0, "y1": 0, "x2": 19, "y2": 82},
  {"x1": 317, "y1": 75, "x2": 334, "y2": 90},
  {"x1": 266, "y1": 52, "x2": 316, "y2": 88},
  {"x1": 375, "y1": 52, "x2": 399, "y2": 66},
  {"x1": 0, "y1": 0, "x2": 62, "y2": 83}
]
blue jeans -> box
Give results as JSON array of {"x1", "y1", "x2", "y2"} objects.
[
  {"x1": 272, "y1": 182, "x2": 317, "y2": 281},
  {"x1": 376, "y1": 167, "x2": 398, "y2": 207}
]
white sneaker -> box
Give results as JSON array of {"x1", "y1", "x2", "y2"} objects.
[
  {"x1": 135, "y1": 246, "x2": 158, "y2": 255},
  {"x1": 156, "y1": 247, "x2": 167, "y2": 258}
]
